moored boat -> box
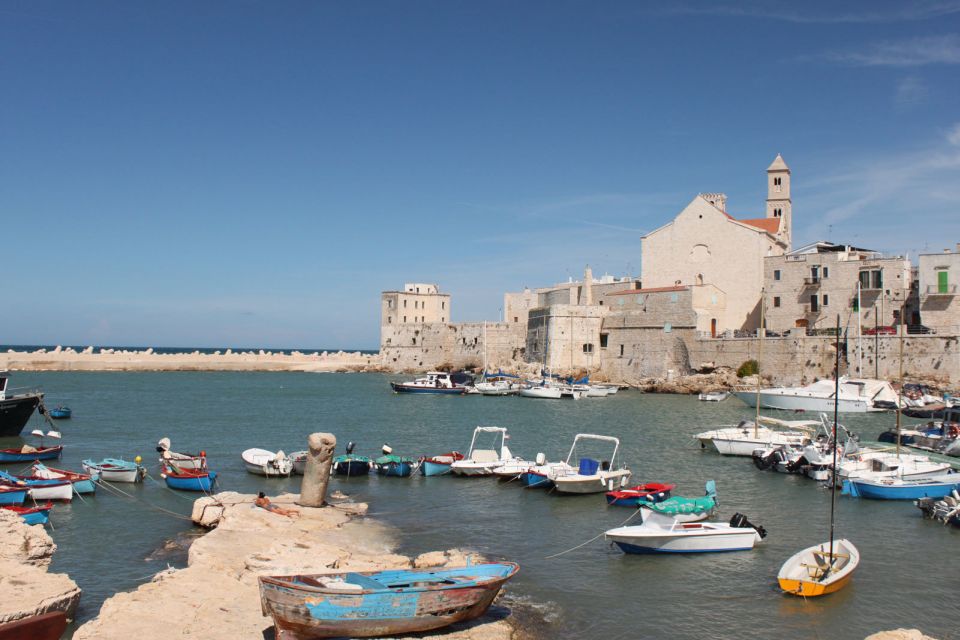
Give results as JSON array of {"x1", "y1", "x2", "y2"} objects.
[
  {"x1": 389, "y1": 371, "x2": 473, "y2": 394},
  {"x1": 290, "y1": 450, "x2": 308, "y2": 475},
  {"x1": 0, "y1": 445, "x2": 63, "y2": 463},
  {"x1": 606, "y1": 511, "x2": 766, "y2": 554},
  {"x1": 258, "y1": 562, "x2": 519, "y2": 638},
  {"x1": 842, "y1": 475, "x2": 960, "y2": 500},
  {"x1": 450, "y1": 427, "x2": 519, "y2": 477},
  {"x1": 0, "y1": 485, "x2": 27, "y2": 505},
  {"x1": 605, "y1": 482, "x2": 675, "y2": 507},
  {"x1": 242, "y1": 448, "x2": 293, "y2": 477},
  {"x1": 518, "y1": 382, "x2": 562, "y2": 400},
  {"x1": 419, "y1": 451, "x2": 463, "y2": 476},
  {"x1": 698, "y1": 391, "x2": 729, "y2": 402},
  {"x1": 636, "y1": 481, "x2": 718, "y2": 522},
  {"x1": 2, "y1": 501, "x2": 53, "y2": 525},
  {"x1": 48, "y1": 406, "x2": 71, "y2": 419},
  {"x1": 82, "y1": 458, "x2": 146, "y2": 483},
  {"x1": 0, "y1": 610, "x2": 68, "y2": 640},
  {"x1": 777, "y1": 539, "x2": 860, "y2": 597},
  {"x1": 161, "y1": 464, "x2": 217, "y2": 491},
  {"x1": 549, "y1": 433, "x2": 631, "y2": 494},
  {"x1": 0, "y1": 471, "x2": 73, "y2": 501},
  {"x1": 733, "y1": 377, "x2": 900, "y2": 413},
  {"x1": 30, "y1": 464, "x2": 97, "y2": 494},
  {"x1": 0, "y1": 372, "x2": 44, "y2": 438},
  {"x1": 156, "y1": 437, "x2": 207, "y2": 470},
  {"x1": 374, "y1": 445, "x2": 415, "y2": 477}
]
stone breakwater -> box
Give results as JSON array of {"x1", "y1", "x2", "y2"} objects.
[
  {"x1": 73, "y1": 491, "x2": 520, "y2": 640},
  {"x1": 0, "y1": 510, "x2": 81, "y2": 626},
  {"x1": 1, "y1": 347, "x2": 385, "y2": 373}
]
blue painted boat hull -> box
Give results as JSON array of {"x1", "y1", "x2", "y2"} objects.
[
  {"x1": 49, "y1": 410, "x2": 71, "y2": 419},
  {"x1": 420, "y1": 461, "x2": 453, "y2": 476},
  {"x1": 19, "y1": 510, "x2": 51, "y2": 526},
  {"x1": 165, "y1": 470, "x2": 217, "y2": 491},
  {"x1": 520, "y1": 472, "x2": 553, "y2": 488},
  {"x1": 0, "y1": 489, "x2": 27, "y2": 505},
  {"x1": 377, "y1": 462, "x2": 413, "y2": 477},
  {"x1": 390, "y1": 383, "x2": 465, "y2": 395},
  {"x1": 844, "y1": 478, "x2": 960, "y2": 500},
  {"x1": 71, "y1": 479, "x2": 97, "y2": 494},
  {"x1": 333, "y1": 460, "x2": 371, "y2": 476},
  {"x1": 0, "y1": 448, "x2": 62, "y2": 463}
]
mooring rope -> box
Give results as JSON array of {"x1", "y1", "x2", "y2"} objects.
[
  {"x1": 95, "y1": 479, "x2": 194, "y2": 522},
  {"x1": 545, "y1": 508, "x2": 643, "y2": 559}
]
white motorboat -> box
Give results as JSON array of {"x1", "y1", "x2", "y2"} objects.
[
  {"x1": 698, "y1": 391, "x2": 730, "y2": 402},
  {"x1": 606, "y1": 510, "x2": 767, "y2": 554},
  {"x1": 450, "y1": 426, "x2": 521, "y2": 476},
  {"x1": 835, "y1": 450, "x2": 952, "y2": 482},
  {"x1": 559, "y1": 385, "x2": 585, "y2": 400},
  {"x1": 475, "y1": 379, "x2": 520, "y2": 396},
  {"x1": 584, "y1": 386, "x2": 611, "y2": 398},
  {"x1": 549, "y1": 434, "x2": 631, "y2": 494},
  {"x1": 389, "y1": 371, "x2": 474, "y2": 395},
  {"x1": 697, "y1": 416, "x2": 817, "y2": 457},
  {"x1": 82, "y1": 458, "x2": 146, "y2": 483},
  {"x1": 519, "y1": 383, "x2": 562, "y2": 400},
  {"x1": 290, "y1": 450, "x2": 308, "y2": 475},
  {"x1": 242, "y1": 448, "x2": 294, "y2": 477},
  {"x1": 733, "y1": 377, "x2": 901, "y2": 413}
]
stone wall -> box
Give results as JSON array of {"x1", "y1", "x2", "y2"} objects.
[{"x1": 379, "y1": 322, "x2": 524, "y2": 371}]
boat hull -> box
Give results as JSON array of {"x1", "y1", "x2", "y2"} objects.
[
  {"x1": 390, "y1": 383, "x2": 464, "y2": 395},
  {"x1": 420, "y1": 461, "x2": 453, "y2": 476},
  {"x1": 164, "y1": 470, "x2": 217, "y2": 491},
  {"x1": 520, "y1": 471, "x2": 553, "y2": 488},
  {"x1": 376, "y1": 462, "x2": 413, "y2": 478},
  {"x1": 734, "y1": 391, "x2": 870, "y2": 413},
  {"x1": 0, "y1": 610, "x2": 67, "y2": 640},
  {"x1": 842, "y1": 478, "x2": 960, "y2": 500},
  {"x1": 518, "y1": 387, "x2": 562, "y2": 399},
  {"x1": 82, "y1": 460, "x2": 144, "y2": 483},
  {"x1": 0, "y1": 446, "x2": 63, "y2": 463},
  {"x1": 25, "y1": 482, "x2": 73, "y2": 502},
  {"x1": 606, "y1": 527, "x2": 761, "y2": 554},
  {"x1": 332, "y1": 460, "x2": 371, "y2": 477},
  {"x1": 3, "y1": 503, "x2": 52, "y2": 526},
  {"x1": 449, "y1": 462, "x2": 499, "y2": 477},
  {"x1": 778, "y1": 539, "x2": 859, "y2": 597},
  {"x1": 0, "y1": 488, "x2": 27, "y2": 505},
  {"x1": 0, "y1": 393, "x2": 43, "y2": 437},
  {"x1": 553, "y1": 469, "x2": 632, "y2": 494}
]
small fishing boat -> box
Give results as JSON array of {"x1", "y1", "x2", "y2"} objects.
[
  {"x1": 48, "y1": 406, "x2": 71, "y2": 419},
  {"x1": 842, "y1": 475, "x2": 960, "y2": 500},
  {"x1": 2, "y1": 501, "x2": 53, "y2": 526},
  {"x1": 606, "y1": 511, "x2": 767, "y2": 554},
  {"x1": 519, "y1": 461, "x2": 572, "y2": 488},
  {"x1": 778, "y1": 539, "x2": 860, "y2": 597},
  {"x1": 258, "y1": 562, "x2": 519, "y2": 638},
  {"x1": 419, "y1": 451, "x2": 463, "y2": 476},
  {"x1": 161, "y1": 464, "x2": 217, "y2": 491},
  {"x1": 605, "y1": 482, "x2": 676, "y2": 507},
  {"x1": 332, "y1": 442, "x2": 372, "y2": 477},
  {"x1": 549, "y1": 434, "x2": 631, "y2": 494},
  {"x1": 389, "y1": 371, "x2": 473, "y2": 394},
  {"x1": 30, "y1": 464, "x2": 98, "y2": 494},
  {"x1": 0, "y1": 445, "x2": 63, "y2": 463},
  {"x1": 156, "y1": 438, "x2": 207, "y2": 470},
  {"x1": 82, "y1": 458, "x2": 146, "y2": 483},
  {"x1": 636, "y1": 481, "x2": 718, "y2": 522},
  {"x1": 450, "y1": 427, "x2": 521, "y2": 477},
  {"x1": 290, "y1": 451, "x2": 308, "y2": 475},
  {"x1": 374, "y1": 445, "x2": 415, "y2": 477},
  {"x1": 242, "y1": 448, "x2": 293, "y2": 477},
  {"x1": 0, "y1": 610, "x2": 68, "y2": 640},
  {"x1": 698, "y1": 391, "x2": 729, "y2": 402},
  {"x1": 0, "y1": 485, "x2": 27, "y2": 505},
  {"x1": 0, "y1": 471, "x2": 73, "y2": 501},
  {"x1": 778, "y1": 316, "x2": 859, "y2": 598},
  {"x1": 697, "y1": 417, "x2": 817, "y2": 456}
]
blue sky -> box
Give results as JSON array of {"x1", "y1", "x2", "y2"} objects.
[{"x1": 3, "y1": 1, "x2": 959, "y2": 349}]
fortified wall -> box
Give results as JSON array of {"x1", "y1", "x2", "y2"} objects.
[{"x1": 379, "y1": 322, "x2": 524, "y2": 372}]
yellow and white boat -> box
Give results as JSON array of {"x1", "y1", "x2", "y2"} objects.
[{"x1": 778, "y1": 537, "x2": 860, "y2": 597}]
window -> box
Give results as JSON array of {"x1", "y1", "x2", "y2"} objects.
[
  {"x1": 774, "y1": 269, "x2": 781, "y2": 281},
  {"x1": 810, "y1": 266, "x2": 819, "y2": 283},
  {"x1": 582, "y1": 344, "x2": 594, "y2": 354},
  {"x1": 600, "y1": 334, "x2": 608, "y2": 348},
  {"x1": 822, "y1": 266, "x2": 829, "y2": 279},
  {"x1": 514, "y1": 316, "x2": 519, "y2": 323},
  {"x1": 619, "y1": 344, "x2": 624, "y2": 356},
  {"x1": 774, "y1": 177, "x2": 781, "y2": 186},
  {"x1": 774, "y1": 208, "x2": 782, "y2": 217},
  {"x1": 403, "y1": 300, "x2": 407, "y2": 308},
  {"x1": 441, "y1": 317, "x2": 445, "y2": 322},
  {"x1": 670, "y1": 293, "x2": 679, "y2": 303},
  {"x1": 938, "y1": 270, "x2": 949, "y2": 293},
  {"x1": 822, "y1": 294, "x2": 829, "y2": 307},
  {"x1": 403, "y1": 316, "x2": 407, "y2": 322},
  {"x1": 388, "y1": 316, "x2": 392, "y2": 323},
  {"x1": 810, "y1": 295, "x2": 819, "y2": 313},
  {"x1": 664, "y1": 322, "x2": 672, "y2": 333},
  {"x1": 773, "y1": 296, "x2": 781, "y2": 308},
  {"x1": 853, "y1": 297, "x2": 859, "y2": 311},
  {"x1": 441, "y1": 301, "x2": 445, "y2": 309},
  {"x1": 860, "y1": 269, "x2": 883, "y2": 289},
  {"x1": 411, "y1": 337, "x2": 416, "y2": 345}
]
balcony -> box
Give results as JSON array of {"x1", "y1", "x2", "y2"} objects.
[
  {"x1": 925, "y1": 284, "x2": 957, "y2": 296},
  {"x1": 802, "y1": 277, "x2": 821, "y2": 287},
  {"x1": 802, "y1": 303, "x2": 821, "y2": 315}
]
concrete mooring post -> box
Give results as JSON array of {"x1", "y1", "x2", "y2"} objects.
[{"x1": 298, "y1": 432, "x2": 336, "y2": 507}]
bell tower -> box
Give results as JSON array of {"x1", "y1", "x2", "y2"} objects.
[{"x1": 766, "y1": 153, "x2": 791, "y2": 249}]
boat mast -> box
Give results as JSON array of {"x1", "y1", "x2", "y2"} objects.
[
  {"x1": 828, "y1": 314, "x2": 841, "y2": 567},
  {"x1": 482, "y1": 321, "x2": 487, "y2": 376},
  {"x1": 896, "y1": 300, "x2": 905, "y2": 458},
  {"x1": 755, "y1": 288, "x2": 764, "y2": 438}
]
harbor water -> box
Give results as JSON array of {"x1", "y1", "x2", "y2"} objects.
[{"x1": 7, "y1": 371, "x2": 955, "y2": 639}]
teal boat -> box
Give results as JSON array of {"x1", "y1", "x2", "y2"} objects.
[{"x1": 639, "y1": 480, "x2": 718, "y2": 521}]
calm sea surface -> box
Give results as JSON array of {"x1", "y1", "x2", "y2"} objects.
[{"x1": 7, "y1": 372, "x2": 955, "y2": 639}]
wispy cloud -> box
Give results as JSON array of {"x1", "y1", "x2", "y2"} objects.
[
  {"x1": 948, "y1": 123, "x2": 960, "y2": 146},
  {"x1": 895, "y1": 76, "x2": 929, "y2": 108},
  {"x1": 660, "y1": 1, "x2": 960, "y2": 24},
  {"x1": 817, "y1": 34, "x2": 960, "y2": 67}
]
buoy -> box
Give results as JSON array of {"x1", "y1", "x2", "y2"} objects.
[
  {"x1": 200, "y1": 450, "x2": 206, "y2": 457},
  {"x1": 134, "y1": 455, "x2": 142, "y2": 464}
]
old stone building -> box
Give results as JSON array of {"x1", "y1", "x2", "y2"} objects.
[
  {"x1": 640, "y1": 155, "x2": 792, "y2": 333},
  {"x1": 763, "y1": 242, "x2": 913, "y2": 334},
  {"x1": 918, "y1": 245, "x2": 960, "y2": 332}
]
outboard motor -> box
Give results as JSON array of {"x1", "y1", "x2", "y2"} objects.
[
  {"x1": 729, "y1": 512, "x2": 768, "y2": 539},
  {"x1": 382, "y1": 444, "x2": 393, "y2": 455},
  {"x1": 346, "y1": 442, "x2": 356, "y2": 455},
  {"x1": 752, "y1": 448, "x2": 776, "y2": 471},
  {"x1": 535, "y1": 452, "x2": 546, "y2": 466},
  {"x1": 601, "y1": 460, "x2": 611, "y2": 471}
]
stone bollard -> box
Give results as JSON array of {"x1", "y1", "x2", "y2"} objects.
[{"x1": 298, "y1": 432, "x2": 336, "y2": 507}]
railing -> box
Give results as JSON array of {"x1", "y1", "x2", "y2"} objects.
[
  {"x1": 802, "y1": 277, "x2": 820, "y2": 286},
  {"x1": 802, "y1": 304, "x2": 820, "y2": 314},
  {"x1": 925, "y1": 284, "x2": 957, "y2": 295},
  {"x1": 785, "y1": 255, "x2": 807, "y2": 262}
]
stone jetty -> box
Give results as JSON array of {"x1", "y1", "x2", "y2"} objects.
[
  {"x1": 73, "y1": 491, "x2": 519, "y2": 640},
  {"x1": 0, "y1": 510, "x2": 81, "y2": 626}
]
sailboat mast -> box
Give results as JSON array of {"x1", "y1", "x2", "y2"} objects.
[
  {"x1": 896, "y1": 301, "x2": 905, "y2": 458},
  {"x1": 482, "y1": 321, "x2": 487, "y2": 375},
  {"x1": 755, "y1": 288, "x2": 764, "y2": 438},
  {"x1": 829, "y1": 314, "x2": 841, "y2": 563}
]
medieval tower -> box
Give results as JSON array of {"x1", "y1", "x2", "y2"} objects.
[{"x1": 766, "y1": 153, "x2": 792, "y2": 250}]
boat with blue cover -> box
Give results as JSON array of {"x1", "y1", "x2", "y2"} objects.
[
  {"x1": 82, "y1": 458, "x2": 146, "y2": 483},
  {"x1": 258, "y1": 561, "x2": 519, "y2": 638},
  {"x1": 48, "y1": 406, "x2": 71, "y2": 419},
  {"x1": 162, "y1": 464, "x2": 217, "y2": 491},
  {"x1": 842, "y1": 475, "x2": 960, "y2": 500},
  {"x1": 419, "y1": 451, "x2": 463, "y2": 476},
  {"x1": 374, "y1": 446, "x2": 415, "y2": 477},
  {"x1": 2, "y1": 502, "x2": 53, "y2": 525},
  {"x1": 30, "y1": 464, "x2": 97, "y2": 494},
  {"x1": 0, "y1": 485, "x2": 27, "y2": 505},
  {"x1": 0, "y1": 470, "x2": 73, "y2": 501},
  {"x1": 0, "y1": 445, "x2": 63, "y2": 463},
  {"x1": 332, "y1": 442, "x2": 372, "y2": 477}
]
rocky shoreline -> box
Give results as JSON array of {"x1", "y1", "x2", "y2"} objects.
[{"x1": 72, "y1": 491, "x2": 521, "y2": 640}]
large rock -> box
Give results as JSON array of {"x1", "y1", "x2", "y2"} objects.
[
  {"x1": 866, "y1": 631, "x2": 938, "y2": 640},
  {"x1": 0, "y1": 511, "x2": 81, "y2": 624}
]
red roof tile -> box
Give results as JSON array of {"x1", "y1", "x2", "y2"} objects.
[{"x1": 737, "y1": 217, "x2": 780, "y2": 233}]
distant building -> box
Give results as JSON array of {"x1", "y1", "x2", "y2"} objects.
[
  {"x1": 640, "y1": 155, "x2": 792, "y2": 333},
  {"x1": 380, "y1": 283, "x2": 450, "y2": 347},
  {"x1": 918, "y1": 244, "x2": 960, "y2": 332},
  {"x1": 763, "y1": 242, "x2": 913, "y2": 334}
]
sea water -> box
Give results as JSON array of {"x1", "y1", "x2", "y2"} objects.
[{"x1": 6, "y1": 371, "x2": 954, "y2": 639}]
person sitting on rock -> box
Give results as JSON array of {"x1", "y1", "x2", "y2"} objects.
[{"x1": 255, "y1": 492, "x2": 300, "y2": 518}]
